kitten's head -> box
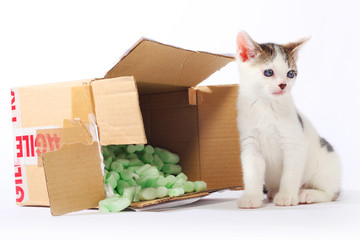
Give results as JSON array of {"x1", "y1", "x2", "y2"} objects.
[{"x1": 236, "y1": 31, "x2": 309, "y2": 98}]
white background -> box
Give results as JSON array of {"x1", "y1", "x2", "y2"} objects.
[{"x1": 0, "y1": 0, "x2": 359, "y2": 239}]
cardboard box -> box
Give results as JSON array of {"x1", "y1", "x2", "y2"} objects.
[{"x1": 11, "y1": 38, "x2": 243, "y2": 215}]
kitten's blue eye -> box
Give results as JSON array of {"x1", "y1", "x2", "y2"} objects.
[
  {"x1": 264, "y1": 69, "x2": 274, "y2": 77},
  {"x1": 287, "y1": 70, "x2": 296, "y2": 78}
]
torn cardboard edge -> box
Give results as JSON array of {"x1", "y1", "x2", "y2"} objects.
[
  {"x1": 130, "y1": 193, "x2": 208, "y2": 211},
  {"x1": 129, "y1": 186, "x2": 242, "y2": 210},
  {"x1": 42, "y1": 142, "x2": 105, "y2": 216}
]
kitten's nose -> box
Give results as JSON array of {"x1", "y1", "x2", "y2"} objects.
[{"x1": 279, "y1": 83, "x2": 287, "y2": 90}]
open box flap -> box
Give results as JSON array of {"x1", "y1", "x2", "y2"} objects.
[
  {"x1": 104, "y1": 38, "x2": 235, "y2": 93},
  {"x1": 90, "y1": 76, "x2": 146, "y2": 146},
  {"x1": 42, "y1": 142, "x2": 105, "y2": 216}
]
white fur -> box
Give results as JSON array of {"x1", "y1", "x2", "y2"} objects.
[{"x1": 237, "y1": 44, "x2": 341, "y2": 208}]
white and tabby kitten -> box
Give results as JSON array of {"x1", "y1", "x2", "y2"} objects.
[{"x1": 236, "y1": 31, "x2": 341, "y2": 208}]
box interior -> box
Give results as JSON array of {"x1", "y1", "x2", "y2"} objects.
[{"x1": 137, "y1": 84, "x2": 242, "y2": 189}]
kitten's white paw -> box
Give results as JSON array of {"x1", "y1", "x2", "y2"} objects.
[
  {"x1": 299, "y1": 189, "x2": 314, "y2": 204},
  {"x1": 238, "y1": 195, "x2": 263, "y2": 209},
  {"x1": 274, "y1": 192, "x2": 299, "y2": 206}
]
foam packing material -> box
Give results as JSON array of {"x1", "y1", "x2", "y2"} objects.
[{"x1": 100, "y1": 144, "x2": 207, "y2": 213}]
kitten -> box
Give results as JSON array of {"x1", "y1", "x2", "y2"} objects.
[{"x1": 236, "y1": 31, "x2": 341, "y2": 208}]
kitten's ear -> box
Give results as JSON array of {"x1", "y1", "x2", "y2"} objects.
[
  {"x1": 237, "y1": 31, "x2": 261, "y2": 62},
  {"x1": 285, "y1": 36, "x2": 310, "y2": 59}
]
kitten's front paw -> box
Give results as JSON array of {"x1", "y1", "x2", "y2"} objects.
[
  {"x1": 274, "y1": 192, "x2": 299, "y2": 206},
  {"x1": 299, "y1": 189, "x2": 314, "y2": 204},
  {"x1": 238, "y1": 195, "x2": 263, "y2": 209}
]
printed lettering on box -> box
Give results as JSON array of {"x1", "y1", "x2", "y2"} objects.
[
  {"x1": 13, "y1": 127, "x2": 61, "y2": 166},
  {"x1": 35, "y1": 128, "x2": 62, "y2": 167},
  {"x1": 14, "y1": 159, "x2": 29, "y2": 203},
  {"x1": 11, "y1": 88, "x2": 22, "y2": 129},
  {"x1": 13, "y1": 126, "x2": 60, "y2": 203}
]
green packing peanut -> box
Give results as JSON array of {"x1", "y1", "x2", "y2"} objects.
[
  {"x1": 194, "y1": 181, "x2": 207, "y2": 192},
  {"x1": 183, "y1": 181, "x2": 195, "y2": 193},
  {"x1": 154, "y1": 147, "x2": 180, "y2": 164},
  {"x1": 143, "y1": 145, "x2": 154, "y2": 154},
  {"x1": 162, "y1": 164, "x2": 182, "y2": 175},
  {"x1": 153, "y1": 154, "x2": 164, "y2": 171},
  {"x1": 139, "y1": 187, "x2": 158, "y2": 201},
  {"x1": 99, "y1": 195, "x2": 131, "y2": 213},
  {"x1": 98, "y1": 144, "x2": 207, "y2": 213},
  {"x1": 169, "y1": 187, "x2": 185, "y2": 197}
]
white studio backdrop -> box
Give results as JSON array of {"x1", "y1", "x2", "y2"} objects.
[{"x1": 1, "y1": 0, "x2": 359, "y2": 205}]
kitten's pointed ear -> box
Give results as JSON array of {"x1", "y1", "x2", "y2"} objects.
[
  {"x1": 237, "y1": 31, "x2": 261, "y2": 62},
  {"x1": 285, "y1": 36, "x2": 310, "y2": 58}
]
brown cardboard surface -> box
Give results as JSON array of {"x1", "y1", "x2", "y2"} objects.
[
  {"x1": 105, "y1": 39, "x2": 234, "y2": 93},
  {"x1": 130, "y1": 191, "x2": 210, "y2": 209},
  {"x1": 71, "y1": 85, "x2": 95, "y2": 122},
  {"x1": 18, "y1": 80, "x2": 90, "y2": 128},
  {"x1": 196, "y1": 85, "x2": 243, "y2": 189},
  {"x1": 188, "y1": 88, "x2": 197, "y2": 106},
  {"x1": 91, "y1": 77, "x2": 146, "y2": 146},
  {"x1": 135, "y1": 82, "x2": 186, "y2": 95},
  {"x1": 35, "y1": 126, "x2": 93, "y2": 167},
  {"x1": 42, "y1": 142, "x2": 105, "y2": 216},
  {"x1": 130, "y1": 186, "x2": 242, "y2": 209},
  {"x1": 23, "y1": 165, "x2": 49, "y2": 206},
  {"x1": 61, "y1": 126, "x2": 93, "y2": 145},
  {"x1": 140, "y1": 90, "x2": 201, "y2": 182},
  {"x1": 139, "y1": 86, "x2": 243, "y2": 189}
]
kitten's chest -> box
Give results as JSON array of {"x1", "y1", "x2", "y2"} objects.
[
  {"x1": 255, "y1": 116, "x2": 281, "y2": 152},
  {"x1": 239, "y1": 101, "x2": 284, "y2": 156},
  {"x1": 257, "y1": 125, "x2": 281, "y2": 156},
  {"x1": 240, "y1": 102, "x2": 281, "y2": 133},
  {"x1": 256, "y1": 120, "x2": 283, "y2": 164}
]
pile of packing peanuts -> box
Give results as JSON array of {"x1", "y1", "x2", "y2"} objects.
[{"x1": 99, "y1": 144, "x2": 207, "y2": 213}]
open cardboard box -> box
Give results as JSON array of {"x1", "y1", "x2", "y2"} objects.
[{"x1": 11, "y1": 38, "x2": 243, "y2": 215}]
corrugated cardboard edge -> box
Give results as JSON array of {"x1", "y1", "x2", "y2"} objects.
[
  {"x1": 42, "y1": 142, "x2": 105, "y2": 216},
  {"x1": 104, "y1": 38, "x2": 236, "y2": 88},
  {"x1": 195, "y1": 84, "x2": 244, "y2": 189},
  {"x1": 90, "y1": 76, "x2": 147, "y2": 146},
  {"x1": 129, "y1": 186, "x2": 242, "y2": 209},
  {"x1": 110, "y1": 38, "x2": 236, "y2": 70}
]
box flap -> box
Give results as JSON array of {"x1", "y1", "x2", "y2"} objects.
[
  {"x1": 196, "y1": 85, "x2": 243, "y2": 189},
  {"x1": 91, "y1": 76, "x2": 146, "y2": 146},
  {"x1": 36, "y1": 126, "x2": 93, "y2": 167},
  {"x1": 104, "y1": 39, "x2": 235, "y2": 91},
  {"x1": 42, "y1": 142, "x2": 105, "y2": 216}
]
